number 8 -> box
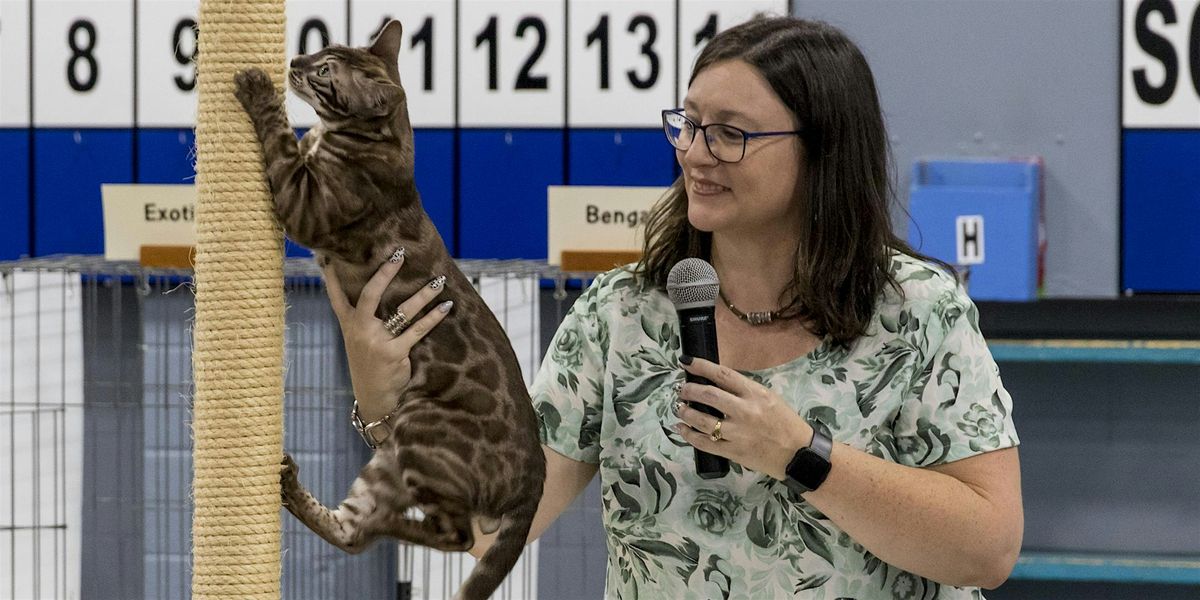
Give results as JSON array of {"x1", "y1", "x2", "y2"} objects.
[{"x1": 68, "y1": 19, "x2": 98, "y2": 92}]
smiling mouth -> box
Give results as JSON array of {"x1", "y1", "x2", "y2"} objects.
[{"x1": 691, "y1": 180, "x2": 730, "y2": 195}]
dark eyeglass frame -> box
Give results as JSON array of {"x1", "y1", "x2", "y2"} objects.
[{"x1": 661, "y1": 108, "x2": 805, "y2": 163}]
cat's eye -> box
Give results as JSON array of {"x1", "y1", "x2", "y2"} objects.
[{"x1": 318, "y1": 65, "x2": 330, "y2": 77}]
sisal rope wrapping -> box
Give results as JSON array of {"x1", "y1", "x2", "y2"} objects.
[{"x1": 192, "y1": 1, "x2": 286, "y2": 598}]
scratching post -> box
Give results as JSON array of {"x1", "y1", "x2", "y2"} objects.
[{"x1": 191, "y1": 1, "x2": 286, "y2": 598}]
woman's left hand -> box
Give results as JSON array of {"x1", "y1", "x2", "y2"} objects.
[{"x1": 672, "y1": 356, "x2": 815, "y2": 480}]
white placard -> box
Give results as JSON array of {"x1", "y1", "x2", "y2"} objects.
[
  {"x1": 137, "y1": 0, "x2": 199, "y2": 127},
  {"x1": 460, "y1": 0, "x2": 564, "y2": 127},
  {"x1": 677, "y1": 0, "x2": 788, "y2": 105},
  {"x1": 34, "y1": 0, "x2": 135, "y2": 127},
  {"x1": 101, "y1": 184, "x2": 197, "y2": 260},
  {"x1": 546, "y1": 185, "x2": 665, "y2": 265},
  {"x1": 1122, "y1": 0, "x2": 1200, "y2": 128},
  {"x1": 956, "y1": 214, "x2": 985, "y2": 266},
  {"x1": 568, "y1": 0, "x2": 675, "y2": 127},
  {"x1": 0, "y1": 0, "x2": 31, "y2": 126},
  {"x1": 285, "y1": 1, "x2": 348, "y2": 128},
  {"x1": 351, "y1": 0, "x2": 456, "y2": 128}
]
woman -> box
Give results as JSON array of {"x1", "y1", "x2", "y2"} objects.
[{"x1": 329, "y1": 16, "x2": 1022, "y2": 599}]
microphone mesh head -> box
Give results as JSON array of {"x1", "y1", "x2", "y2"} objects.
[{"x1": 666, "y1": 258, "x2": 720, "y2": 309}]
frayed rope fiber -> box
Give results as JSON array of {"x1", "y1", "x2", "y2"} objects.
[{"x1": 192, "y1": 1, "x2": 286, "y2": 598}]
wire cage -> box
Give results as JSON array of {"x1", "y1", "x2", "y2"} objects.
[{"x1": 0, "y1": 255, "x2": 587, "y2": 600}]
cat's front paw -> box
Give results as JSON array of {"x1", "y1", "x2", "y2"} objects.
[{"x1": 233, "y1": 68, "x2": 276, "y2": 111}]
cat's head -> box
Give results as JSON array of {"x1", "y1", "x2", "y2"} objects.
[{"x1": 288, "y1": 20, "x2": 406, "y2": 124}]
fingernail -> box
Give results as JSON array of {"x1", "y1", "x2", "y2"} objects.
[
  {"x1": 429, "y1": 275, "x2": 447, "y2": 290},
  {"x1": 671, "y1": 382, "x2": 682, "y2": 396},
  {"x1": 389, "y1": 248, "x2": 406, "y2": 263},
  {"x1": 679, "y1": 355, "x2": 694, "y2": 365},
  {"x1": 672, "y1": 400, "x2": 684, "y2": 416},
  {"x1": 438, "y1": 300, "x2": 453, "y2": 313}
]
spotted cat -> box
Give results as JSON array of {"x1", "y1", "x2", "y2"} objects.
[{"x1": 233, "y1": 20, "x2": 545, "y2": 600}]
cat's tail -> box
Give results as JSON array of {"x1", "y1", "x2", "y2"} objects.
[{"x1": 455, "y1": 499, "x2": 538, "y2": 600}]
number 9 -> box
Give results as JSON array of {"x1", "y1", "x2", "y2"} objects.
[{"x1": 173, "y1": 18, "x2": 198, "y2": 92}]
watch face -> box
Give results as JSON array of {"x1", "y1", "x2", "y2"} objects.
[
  {"x1": 365, "y1": 421, "x2": 391, "y2": 446},
  {"x1": 786, "y1": 448, "x2": 831, "y2": 492},
  {"x1": 792, "y1": 450, "x2": 826, "y2": 473}
]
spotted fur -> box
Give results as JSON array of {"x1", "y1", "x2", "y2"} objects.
[{"x1": 233, "y1": 20, "x2": 545, "y2": 600}]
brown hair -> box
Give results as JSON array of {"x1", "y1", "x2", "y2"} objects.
[{"x1": 636, "y1": 16, "x2": 949, "y2": 347}]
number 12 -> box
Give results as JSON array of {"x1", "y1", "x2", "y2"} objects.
[{"x1": 474, "y1": 15, "x2": 549, "y2": 91}]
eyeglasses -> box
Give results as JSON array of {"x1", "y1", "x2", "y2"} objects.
[{"x1": 661, "y1": 109, "x2": 804, "y2": 163}]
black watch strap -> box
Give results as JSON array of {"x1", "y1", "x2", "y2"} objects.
[
  {"x1": 809, "y1": 426, "x2": 833, "y2": 461},
  {"x1": 783, "y1": 423, "x2": 833, "y2": 494}
]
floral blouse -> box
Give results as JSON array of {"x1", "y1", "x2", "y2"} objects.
[{"x1": 531, "y1": 254, "x2": 1019, "y2": 599}]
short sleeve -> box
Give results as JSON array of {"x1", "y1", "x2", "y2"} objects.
[
  {"x1": 894, "y1": 288, "x2": 1020, "y2": 467},
  {"x1": 530, "y1": 279, "x2": 609, "y2": 464}
]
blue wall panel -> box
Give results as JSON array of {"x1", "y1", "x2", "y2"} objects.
[
  {"x1": 137, "y1": 129, "x2": 196, "y2": 184},
  {"x1": 414, "y1": 129, "x2": 455, "y2": 253},
  {"x1": 0, "y1": 130, "x2": 31, "y2": 259},
  {"x1": 1122, "y1": 130, "x2": 1200, "y2": 293},
  {"x1": 35, "y1": 130, "x2": 134, "y2": 256},
  {"x1": 283, "y1": 239, "x2": 313, "y2": 258},
  {"x1": 568, "y1": 129, "x2": 677, "y2": 186},
  {"x1": 459, "y1": 130, "x2": 563, "y2": 259}
]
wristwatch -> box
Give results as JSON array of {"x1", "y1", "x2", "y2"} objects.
[
  {"x1": 351, "y1": 400, "x2": 401, "y2": 449},
  {"x1": 783, "y1": 422, "x2": 833, "y2": 494}
]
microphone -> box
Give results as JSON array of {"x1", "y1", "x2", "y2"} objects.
[{"x1": 666, "y1": 258, "x2": 730, "y2": 479}]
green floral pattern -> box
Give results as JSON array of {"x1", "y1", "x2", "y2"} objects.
[{"x1": 531, "y1": 254, "x2": 1017, "y2": 599}]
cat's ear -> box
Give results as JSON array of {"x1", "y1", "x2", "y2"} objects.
[{"x1": 369, "y1": 20, "x2": 403, "y2": 65}]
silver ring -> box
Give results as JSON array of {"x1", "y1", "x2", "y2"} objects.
[{"x1": 384, "y1": 307, "x2": 411, "y2": 336}]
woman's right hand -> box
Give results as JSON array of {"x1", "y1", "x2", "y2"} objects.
[{"x1": 323, "y1": 251, "x2": 453, "y2": 424}]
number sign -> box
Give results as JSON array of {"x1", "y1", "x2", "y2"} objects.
[
  {"x1": 0, "y1": 0, "x2": 31, "y2": 126},
  {"x1": 137, "y1": 0, "x2": 198, "y2": 127},
  {"x1": 34, "y1": 0, "x2": 135, "y2": 127},
  {"x1": 568, "y1": 0, "x2": 675, "y2": 127},
  {"x1": 285, "y1": 1, "x2": 347, "y2": 128},
  {"x1": 352, "y1": 0, "x2": 455, "y2": 128},
  {"x1": 677, "y1": 1, "x2": 788, "y2": 105},
  {"x1": 460, "y1": 0, "x2": 565, "y2": 127}
]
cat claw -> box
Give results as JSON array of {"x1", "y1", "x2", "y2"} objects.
[
  {"x1": 233, "y1": 68, "x2": 275, "y2": 108},
  {"x1": 280, "y1": 455, "x2": 300, "y2": 506},
  {"x1": 281, "y1": 454, "x2": 299, "y2": 476},
  {"x1": 280, "y1": 454, "x2": 301, "y2": 488}
]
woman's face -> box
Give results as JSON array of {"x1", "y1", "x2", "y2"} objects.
[{"x1": 678, "y1": 59, "x2": 804, "y2": 237}]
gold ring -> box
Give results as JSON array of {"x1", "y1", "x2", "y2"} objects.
[
  {"x1": 710, "y1": 418, "x2": 723, "y2": 442},
  {"x1": 383, "y1": 307, "x2": 411, "y2": 336}
]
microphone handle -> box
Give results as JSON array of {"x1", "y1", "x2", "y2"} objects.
[
  {"x1": 679, "y1": 307, "x2": 730, "y2": 479},
  {"x1": 686, "y1": 371, "x2": 730, "y2": 479}
]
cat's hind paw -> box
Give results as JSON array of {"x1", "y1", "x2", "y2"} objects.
[
  {"x1": 281, "y1": 453, "x2": 299, "y2": 480},
  {"x1": 280, "y1": 454, "x2": 301, "y2": 506},
  {"x1": 233, "y1": 68, "x2": 276, "y2": 110}
]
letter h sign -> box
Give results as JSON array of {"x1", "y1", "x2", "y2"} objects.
[{"x1": 956, "y1": 215, "x2": 984, "y2": 265}]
